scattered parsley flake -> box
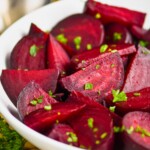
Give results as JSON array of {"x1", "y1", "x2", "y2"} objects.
[
  {"x1": 86, "y1": 44, "x2": 92, "y2": 50},
  {"x1": 141, "y1": 49, "x2": 150, "y2": 55},
  {"x1": 48, "y1": 90, "x2": 56, "y2": 98},
  {"x1": 93, "y1": 128, "x2": 99, "y2": 133},
  {"x1": 126, "y1": 126, "x2": 134, "y2": 134},
  {"x1": 112, "y1": 89, "x2": 127, "y2": 103},
  {"x1": 109, "y1": 106, "x2": 116, "y2": 112},
  {"x1": 100, "y1": 44, "x2": 108, "y2": 53},
  {"x1": 111, "y1": 64, "x2": 115, "y2": 68},
  {"x1": 29, "y1": 44, "x2": 38, "y2": 57},
  {"x1": 87, "y1": 117, "x2": 94, "y2": 129},
  {"x1": 66, "y1": 132, "x2": 78, "y2": 143},
  {"x1": 113, "y1": 32, "x2": 122, "y2": 41},
  {"x1": 30, "y1": 100, "x2": 37, "y2": 106},
  {"x1": 44, "y1": 105, "x2": 52, "y2": 111},
  {"x1": 56, "y1": 34, "x2": 68, "y2": 44},
  {"x1": 139, "y1": 40, "x2": 149, "y2": 47},
  {"x1": 73, "y1": 36, "x2": 82, "y2": 50},
  {"x1": 111, "y1": 49, "x2": 118, "y2": 53},
  {"x1": 100, "y1": 132, "x2": 108, "y2": 139},
  {"x1": 133, "y1": 92, "x2": 141, "y2": 97},
  {"x1": 95, "y1": 13, "x2": 101, "y2": 19},
  {"x1": 95, "y1": 140, "x2": 101, "y2": 145},
  {"x1": 95, "y1": 64, "x2": 100, "y2": 70},
  {"x1": 135, "y1": 125, "x2": 150, "y2": 137},
  {"x1": 84, "y1": 83, "x2": 93, "y2": 90}
]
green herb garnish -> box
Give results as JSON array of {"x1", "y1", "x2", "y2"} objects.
[
  {"x1": 73, "y1": 36, "x2": 82, "y2": 50},
  {"x1": 112, "y1": 89, "x2": 127, "y2": 103},
  {"x1": 66, "y1": 132, "x2": 78, "y2": 143},
  {"x1": 56, "y1": 34, "x2": 68, "y2": 44},
  {"x1": 113, "y1": 32, "x2": 122, "y2": 41},
  {"x1": 87, "y1": 117, "x2": 94, "y2": 129},
  {"x1": 100, "y1": 44, "x2": 108, "y2": 53},
  {"x1": 29, "y1": 44, "x2": 39, "y2": 57},
  {"x1": 86, "y1": 43, "x2": 92, "y2": 50},
  {"x1": 84, "y1": 83, "x2": 93, "y2": 90},
  {"x1": 44, "y1": 105, "x2": 52, "y2": 111}
]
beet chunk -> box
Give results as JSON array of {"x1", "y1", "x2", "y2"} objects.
[
  {"x1": 71, "y1": 44, "x2": 136, "y2": 70},
  {"x1": 61, "y1": 52, "x2": 124, "y2": 102},
  {"x1": 17, "y1": 82, "x2": 57, "y2": 120},
  {"x1": 105, "y1": 87, "x2": 150, "y2": 115},
  {"x1": 122, "y1": 111, "x2": 150, "y2": 150},
  {"x1": 10, "y1": 24, "x2": 48, "y2": 70},
  {"x1": 1, "y1": 69, "x2": 59, "y2": 106},
  {"x1": 84, "y1": 0, "x2": 146, "y2": 27},
  {"x1": 68, "y1": 106, "x2": 114, "y2": 150},
  {"x1": 47, "y1": 34, "x2": 70, "y2": 77},
  {"x1": 47, "y1": 124, "x2": 79, "y2": 147},
  {"x1": 51, "y1": 13, "x2": 104, "y2": 56},
  {"x1": 23, "y1": 102, "x2": 86, "y2": 133},
  {"x1": 123, "y1": 46, "x2": 150, "y2": 93},
  {"x1": 105, "y1": 23, "x2": 133, "y2": 44}
]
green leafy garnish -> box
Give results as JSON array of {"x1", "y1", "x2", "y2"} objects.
[
  {"x1": 73, "y1": 36, "x2": 82, "y2": 50},
  {"x1": 48, "y1": 90, "x2": 56, "y2": 98},
  {"x1": 66, "y1": 132, "x2": 78, "y2": 143},
  {"x1": 113, "y1": 32, "x2": 122, "y2": 41},
  {"x1": 30, "y1": 96, "x2": 43, "y2": 106},
  {"x1": 86, "y1": 43, "x2": 92, "y2": 50},
  {"x1": 44, "y1": 105, "x2": 52, "y2": 111},
  {"x1": 133, "y1": 92, "x2": 141, "y2": 97},
  {"x1": 139, "y1": 40, "x2": 149, "y2": 47},
  {"x1": 100, "y1": 44, "x2": 108, "y2": 53},
  {"x1": 126, "y1": 126, "x2": 134, "y2": 134},
  {"x1": 100, "y1": 132, "x2": 108, "y2": 139},
  {"x1": 0, "y1": 115, "x2": 25, "y2": 150},
  {"x1": 56, "y1": 34, "x2": 68, "y2": 44},
  {"x1": 84, "y1": 83, "x2": 93, "y2": 90},
  {"x1": 29, "y1": 44, "x2": 39, "y2": 57},
  {"x1": 135, "y1": 125, "x2": 150, "y2": 137},
  {"x1": 112, "y1": 89, "x2": 127, "y2": 103},
  {"x1": 87, "y1": 117, "x2": 94, "y2": 129},
  {"x1": 109, "y1": 106, "x2": 116, "y2": 112}
]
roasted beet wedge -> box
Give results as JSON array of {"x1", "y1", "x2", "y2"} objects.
[
  {"x1": 47, "y1": 34, "x2": 70, "y2": 77},
  {"x1": 122, "y1": 111, "x2": 150, "y2": 150},
  {"x1": 23, "y1": 101, "x2": 86, "y2": 133},
  {"x1": 105, "y1": 23, "x2": 133, "y2": 44},
  {"x1": 17, "y1": 82, "x2": 57, "y2": 120},
  {"x1": 47, "y1": 123, "x2": 79, "y2": 147},
  {"x1": 10, "y1": 24, "x2": 48, "y2": 70},
  {"x1": 71, "y1": 44, "x2": 136, "y2": 70},
  {"x1": 131, "y1": 25, "x2": 150, "y2": 49},
  {"x1": 1, "y1": 69, "x2": 59, "y2": 106},
  {"x1": 123, "y1": 46, "x2": 150, "y2": 93},
  {"x1": 105, "y1": 87, "x2": 150, "y2": 115},
  {"x1": 61, "y1": 52, "x2": 124, "y2": 102},
  {"x1": 51, "y1": 13, "x2": 104, "y2": 56},
  {"x1": 84, "y1": 0, "x2": 146, "y2": 27},
  {"x1": 68, "y1": 106, "x2": 114, "y2": 150}
]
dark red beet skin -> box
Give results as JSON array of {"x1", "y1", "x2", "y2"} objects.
[
  {"x1": 105, "y1": 23, "x2": 133, "y2": 44},
  {"x1": 10, "y1": 24, "x2": 48, "y2": 70},
  {"x1": 1, "y1": 69, "x2": 59, "y2": 106},
  {"x1": 84, "y1": 0, "x2": 146, "y2": 27},
  {"x1": 68, "y1": 106, "x2": 114, "y2": 150},
  {"x1": 61, "y1": 52, "x2": 124, "y2": 102},
  {"x1": 47, "y1": 34, "x2": 70, "y2": 77},
  {"x1": 123, "y1": 46, "x2": 150, "y2": 93},
  {"x1": 51, "y1": 13, "x2": 104, "y2": 56},
  {"x1": 17, "y1": 82, "x2": 57, "y2": 120},
  {"x1": 47, "y1": 124, "x2": 79, "y2": 147},
  {"x1": 122, "y1": 111, "x2": 150, "y2": 150},
  {"x1": 23, "y1": 102, "x2": 86, "y2": 133}
]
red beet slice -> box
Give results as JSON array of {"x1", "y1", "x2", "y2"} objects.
[
  {"x1": 47, "y1": 34, "x2": 70, "y2": 77},
  {"x1": 61, "y1": 52, "x2": 124, "y2": 102},
  {"x1": 131, "y1": 25, "x2": 150, "y2": 49},
  {"x1": 51, "y1": 13, "x2": 104, "y2": 56},
  {"x1": 47, "y1": 124, "x2": 78, "y2": 147},
  {"x1": 23, "y1": 101, "x2": 86, "y2": 133},
  {"x1": 10, "y1": 24, "x2": 48, "y2": 70},
  {"x1": 84, "y1": 0, "x2": 146, "y2": 27},
  {"x1": 71, "y1": 44, "x2": 136, "y2": 70},
  {"x1": 29, "y1": 23, "x2": 46, "y2": 35},
  {"x1": 68, "y1": 106, "x2": 114, "y2": 150},
  {"x1": 105, "y1": 23, "x2": 133, "y2": 44},
  {"x1": 122, "y1": 46, "x2": 150, "y2": 93},
  {"x1": 1, "y1": 69, "x2": 59, "y2": 106},
  {"x1": 17, "y1": 81, "x2": 57, "y2": 120},
  {"x1": 122, "y1": 111, "x2": 150, "y2": 150},
  {"x1": 105, "y1": 87, "x2": 150, "y2": 115}
]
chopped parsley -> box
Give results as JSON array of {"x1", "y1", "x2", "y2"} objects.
[
  {"x1": 112, "y1": 89, "x2": 127, "y2": 103},
  {"x1": 29, "y1": 44, "x2": 39, "y2": 57},
  {"x1": 126, "y1": 126, "x2": 134, "y2": 134},
  {"x1": 135, "y1": 125, "x2": 150, "y2": 137},
  {"x1": 109, "y1": 106, "x2": 116, "y2": 112},
  {"x1": 56, "y1": 34, "x2": 68, "y2": 44},
  {"x1": 133, "y1": 92, "x2": 141, "y2": 97},
  {"x1": 100, "y1": 132, "x2": 108, "y2": 139},
  {"x1": 100, "y1": 44, "x2": 108, "y2": 53},
  {"x1": 113, "y1": 32, "x2": 122, "y2": 41},
  {"x1": 30, "y1": 96, "x2": 43, "y2": 106},
  {"x1": 73, "y1": 36, "x2": 82, "y2": 50},
  {"x1": 95, "y1": 13, "x2": 101, "y2": 19},
  {"x1": 95, "y1": 64, "x2": 100, "y2": 70},
  {"x1": 84, "y1": 83, "x2": 93, "y2": 90},
  {"x1": 139, "y1": 40, "x2": 149, "y2": 47},
  {"x1": 86, "y1": 43, "x2": 92, "y2": 50},
  {"x1": 87, "y1": 118, "x2": 94, "y2": 129},
  {"x1": 66, "y1": 132, "x2": 78, "y2": 143},
  {"x1": 44, "y1": 105, "x2": 52, "y2": 111},
  {"x1": 48, "y1": 90, "x2": 56, "y2": 98}
]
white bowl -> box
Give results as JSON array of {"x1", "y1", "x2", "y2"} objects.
[{"x1": 0, "y1": 0, "x2": 149, "y2": 149}]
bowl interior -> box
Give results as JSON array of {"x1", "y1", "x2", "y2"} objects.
[{"x1": 0, "y1": 0, "x2": 149, "y2": 149}]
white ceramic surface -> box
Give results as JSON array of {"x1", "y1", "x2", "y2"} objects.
[{"x1": 0, "y1": 0, "x2": 149, "y2": 149}]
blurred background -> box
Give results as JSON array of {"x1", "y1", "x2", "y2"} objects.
[{"x1": 0, "y1": 0, "x2": 58, "y2": 34}]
